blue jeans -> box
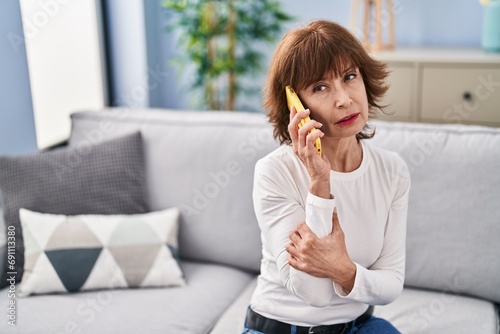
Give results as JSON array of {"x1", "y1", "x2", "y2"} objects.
[
  {"x1": 345, "y1": 316, "x2": 401, "y2": 333},
  {"x1": 242, "y1": 316, "x2": 401, "y2": 334}
]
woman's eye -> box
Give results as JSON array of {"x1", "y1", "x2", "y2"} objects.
[
  {"x1": 345, "y1": 73, "x2": 357, "y2": 81},
  {"x1": 313, "y1": 85, "x2": 326, "y2": 92}
]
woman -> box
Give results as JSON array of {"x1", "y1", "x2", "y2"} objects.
[{"x1": 244, "y1": 20, "x2": 410, "y2": 334}]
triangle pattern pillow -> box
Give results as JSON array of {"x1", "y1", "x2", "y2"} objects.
[{"x1": 19, "y1": 207, "x2": 185, "y2": 297}]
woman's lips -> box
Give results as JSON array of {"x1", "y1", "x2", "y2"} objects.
[{"x1": 335, "y1": 113, "x2": 359, "y2": 126}]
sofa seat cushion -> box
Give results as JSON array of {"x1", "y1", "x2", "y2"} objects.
[
  {"x1": 210, "y1": 283, "x2": 499, "y2": 334},
  {"x1": 210, "y1": 277, "x2": 258, "y2": 334},
  {"x1": 374, "y1": 287, "x2": 499, "y2": 334},
  {"x1": 0, "y1": 261, "x2": 255, "y2": 334}
]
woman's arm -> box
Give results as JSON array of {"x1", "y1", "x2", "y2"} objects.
[
  {"x1": 253, "y1": 159, "x2": 336, "y2": 307},
  {"x1": 287, "y1": 208, "x2": 357, "y2": 292}
]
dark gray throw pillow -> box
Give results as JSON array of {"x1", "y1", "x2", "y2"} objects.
[{"x1": 0, "y1": 132, "x2": 149, "y2": 287}]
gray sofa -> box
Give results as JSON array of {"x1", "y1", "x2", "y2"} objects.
[{"x1": 0, "y1": 108, "x2": 498, "y2": 334}]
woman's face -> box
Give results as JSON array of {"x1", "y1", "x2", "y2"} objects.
[{"x1": 298, "y1": 66, "x2": 369, "y2": 140}]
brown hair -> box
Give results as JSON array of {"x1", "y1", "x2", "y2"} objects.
[{"x1": 263, "y1": 20, "x2": 389, "y2": 144}]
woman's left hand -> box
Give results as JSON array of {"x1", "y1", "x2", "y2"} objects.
[{"x1": 286, "y1": 210, "x2": 357, "y2": 291}]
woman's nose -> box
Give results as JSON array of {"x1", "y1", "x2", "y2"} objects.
[{"x1": 334, "y1": 87, "x2": 352, "y2": 109}]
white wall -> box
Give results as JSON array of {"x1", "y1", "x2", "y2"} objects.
[{"x1": 19, "y1": 0, "x2": 107, "y2": 149}]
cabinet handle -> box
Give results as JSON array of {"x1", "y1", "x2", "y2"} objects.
[{"x1": 462, "y1": 91, "x2": 472, "y2": 101}]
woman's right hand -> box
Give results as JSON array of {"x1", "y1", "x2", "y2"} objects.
[{"x1": 288, "y1": 107, "x2": 331, "y2": 199}]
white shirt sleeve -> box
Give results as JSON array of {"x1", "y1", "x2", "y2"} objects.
[{"x1": 253, "y1": 160, "x2": 337, "y2": 307}]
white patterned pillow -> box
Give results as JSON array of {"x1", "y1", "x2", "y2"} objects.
[{"x1": 18, "y1": 208, "x2": 185, "y2": 297}]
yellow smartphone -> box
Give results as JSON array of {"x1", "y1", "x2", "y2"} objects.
[{"x1": 285, "y1": 86, "x2": 322, "y2": 156}]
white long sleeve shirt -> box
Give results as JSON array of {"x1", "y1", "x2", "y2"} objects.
[{"x1": 250, "y1": 140, "x2": 411, "y2": 326}]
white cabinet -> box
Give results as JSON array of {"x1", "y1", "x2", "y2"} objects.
[
  {"x1": 383, "y1": 64, "x2": 414, "y2": 121},
  {"x1": 372, "y1": 48, "x2": 500, "y2": 127}
]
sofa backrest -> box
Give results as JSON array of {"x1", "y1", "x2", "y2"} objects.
[
  {"x1": 369, "y1": 120, "x2": 500, "y2": 303},
  {"x1": 69, "y1": 109, "x2": 278, "y2": 273},
  {"x1": 69, "y1": 109, "x2": 500, "y2": 303}
]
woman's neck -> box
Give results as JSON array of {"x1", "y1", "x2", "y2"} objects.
[{"x1": 322, "y1": 136, "x2": 363, "y2": 173}]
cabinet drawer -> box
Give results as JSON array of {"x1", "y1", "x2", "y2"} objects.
[
  {"x1": 378, "y1": 64, "x2": 413, "y2": 121},
  {"x1": 420, "y1": 67, "x2": 500, "y2": 125}
]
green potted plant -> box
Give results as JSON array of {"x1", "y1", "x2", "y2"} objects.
[{"x1": 163, "y1": 0, "x2": 292, "y2": 110}]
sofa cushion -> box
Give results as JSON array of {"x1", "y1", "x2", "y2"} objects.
[
  {"x1": 18, "y1": 208, "x2": 185, "y2": 297},
  {"x1": 0, "y1": 261, "x2": 255, "y2": 334},
  {"x1": 210, "y1": 277, "x2": 258, "y2": 334},
  {"x1": 370, "y1": 121, "x2": 500, "y2": 304},
  {"x1": 210, "y1": 283, "x2": 499, "y2": 334},
  {"x1": 68, "y1": 109, "x2": 279, "y2": 273},
  {"x1": 0, "y1": 132, "x2": 149, "y2": 287},
  {"x1": 373, "y1": 287, "x2": 499, "y2": 334}
]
